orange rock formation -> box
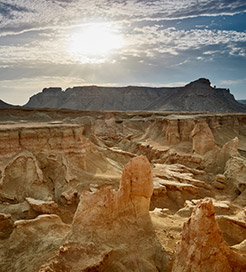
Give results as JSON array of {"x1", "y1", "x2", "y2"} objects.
[
  {"x1": 172, "y1": 198, "x2": 246, "y2": 272},
  {"x1": 40, "y1": 156, "x2": 170, "y2": 271}
]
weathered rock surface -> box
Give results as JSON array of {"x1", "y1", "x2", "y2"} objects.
[
  {"x1": 40, "y1": 156, "x2": 170, "y2": 272},
  {"x1": 0, "y1": 214, "x2": 71, "y2": 272},
  {"x1": 216, "y1": 215, "x2": 246, "y2": 246},
  {"x1": 0, "y1": 123, "x2": 121, "y2": 204},
  {"x1": 172, "y1": 198, "x2": 246, "y2": 272},
  {"x1": 24, "y1": 78, "x2": 246, "y2": 112},
  {"x1": 224, "y1": 156, "x2": 246, "y2": 193},
  {"x1": 26, "y1": 197, "x2": 59, "y2": 214},
  {"x1": 0, "y1": 213, "x2": 14, "y2": 239},
  {"x1": 176, "y1": 198, "x2": 239, "y2": 217},
  {"x1": 192, "y1": 120, "x2": 218, "y2": 155},
  {"x1": 0, "y1": 109, "x2": 246, "y2": 271}
]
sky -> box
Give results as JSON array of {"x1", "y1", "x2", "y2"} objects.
[{"x1": 0, "y1": 0, "x2": 246, "y2": 105}]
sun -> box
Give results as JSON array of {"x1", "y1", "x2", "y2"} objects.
[{"x1": 68, "y1": 23, "x2": 124, "y2": 63}]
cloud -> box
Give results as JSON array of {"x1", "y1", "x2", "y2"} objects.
[
  {"x1": 220, "y1": 79, "x2": 246, "y2": 85},
  {"x1": 0, "y1": 23, "x2": 245, "y2": 70},
  {"x1": 1, "y1": 0, "x2": 245, "y2": 36},
  {"x1": 125, "y1": 26, "x2": 246, "y2": 60},
  {"x1": 0, "y1": 0, "x2": 245, "y2": 103}
]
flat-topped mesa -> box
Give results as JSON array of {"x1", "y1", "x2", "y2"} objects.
[
  {"x1": 23, "y1": 78, "x2": 246, "y2": 112},
  {"x1": 172, "y1": 198, "x2": 246, "y2": 272}
]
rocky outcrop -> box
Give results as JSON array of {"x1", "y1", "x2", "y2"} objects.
[
  {"x1": 172, "y1": 199, "x2": 246, "y2": 272},
  {"x1": 192, "y1": 120, "x2": 218, "y2": 155},
  {"x1": 151, "y1": 163, "x2": 212, "y2": 212},
  {"x1": 24, "y1": 78, "x2": 246, "y2": 112},
  {"x1": 0, "y1": 109, "x2": 246, "y2": 272},
  {"x1": 0, "y1": 123, "x2": 121, "y2": 205},
  {"x1": 216, "y1": 215, "x2": 246, "y2": 246},
  {"x1": 40, "y1": 156, "x2": 170, "y2": 272},
  {"x1": 224, "y1": 156, "x2": 246, "y2": 193},
  {"x1": 26, "y1": 197, "x2": 59, "y2": 214},
  {"x1": 176, "y1": 198, "x2": 239, "y2": 217},
  {"x1": 0, "y1": 214, "x2": 71, "y2": 272}
]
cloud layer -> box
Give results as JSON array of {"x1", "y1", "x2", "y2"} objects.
[{"x1": 0, "y1": 0, "x2": 246, "y2": 104}]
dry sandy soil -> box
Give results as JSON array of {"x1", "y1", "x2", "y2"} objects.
[{"x1": 0, "y1": 108, "x2": 246, "y2": 271}]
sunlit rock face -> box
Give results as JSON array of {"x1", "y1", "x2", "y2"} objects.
[
  {"x1": 71, "y1": 155, "x2": 154, "y2": 234},
  {"x1": 40, "y1": 156, "x2": 169, "y2": 272},
  {"x1": 192, "y1": 120, "x2": 218, "y2": 155},
  {"x1": 0, "y1": 109, "x2": 246, "y2": 272},
  {"x1": 172, "y1": 199, "x2": 246, "y2": 272},
  {"x1": 0, "y1": 123, "x2": 119, "y2": 204}
]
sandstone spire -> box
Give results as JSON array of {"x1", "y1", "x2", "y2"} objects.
[
  {"x1": 172, "y1": 198, "x2": 246, "y2": 272},
  {"x1": 40, "y1": 156, "x2": 168, "y2": 271}
]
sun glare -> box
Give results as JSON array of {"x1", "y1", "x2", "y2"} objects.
[{"x1": 68, "y1": 23, "x2": 124, "y2": 63}]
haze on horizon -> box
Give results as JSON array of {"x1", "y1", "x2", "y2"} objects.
[{"x1": 0, "y1": 0, "x2": 246, "y2": 105}]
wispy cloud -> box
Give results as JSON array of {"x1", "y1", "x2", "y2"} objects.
[
  {"x1": 0, "y1": 0, "x2": 245, "y2": 101},
  {"x1": 220, "y1": 79, "x2": 246, "y2": 85},
  {"x1": 1, "y1": 0, "x2": 246, "y2": 36}
]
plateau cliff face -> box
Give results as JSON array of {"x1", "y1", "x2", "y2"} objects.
[{"x1": 24, "y1": 78, "x2": 246, "y2": 112}]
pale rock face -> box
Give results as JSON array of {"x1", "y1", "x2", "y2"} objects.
[
  {"x1": 216, "y1": 137, "x2": 240, "y2": 171},
  {"x1": 165, "y1": 120, "x2": 181, "y2": 145},
  {"x1": 0, "y1": 151, "x2": 50, "y2": 202},
  {"x1": 213, "y1": 174, "x2": 227, "y2": 190},
  {"x1": 40, "y1": 156, "x2": 169, "y2": 272},
  {"x1": 61, "y1": 189, "x2": 78, "y2": 205},
  {"x1": 224, "y1": 156, "x2": 246, "y2": 193},
  {"x1": 0, "y1": 124, "x2": 119, "y2": 204},
  {"x1": 176, "y1": 198, "x2": 238, "y2": 217},
  {"x1": 216, "y1": 215, "x2": 246, "y2": 245},
  {"x1": 26, "y1": 197, "x2": 59, "y2": 214},
  {"x1": 0, "y1": 214, "x2": 71, "y2": 272},
  {"x1": 192, "y1": 120, "x2": 218, "y2": 155},
  {"x1": 172, "y1": 198, "x2": 246, "y2": 272},
  {"x1": 71, "y1": 155, "x2": 153, "y2": 232}
]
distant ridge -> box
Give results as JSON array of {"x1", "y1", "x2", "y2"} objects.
[
  {"x1": 10, "y1": 78, "x2": 246, "y2": 112},
  {"x1": 0, "y1": 99, "x2": 17, "y2": 109}
]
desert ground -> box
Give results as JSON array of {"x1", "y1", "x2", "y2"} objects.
[{"x1": 0, "y1": 108, "x2": 246, "y2": 271}]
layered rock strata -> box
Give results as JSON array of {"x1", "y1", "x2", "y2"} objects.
[
  {"x1": 40, "y1": 156, "x2": 170, "y2": 272},
  {"x1": 23, "y1": 78, "x2": 246, "y2": 112},
  {"x1": 0, "y1": 123, "x2": 120, "y2": 204}
]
